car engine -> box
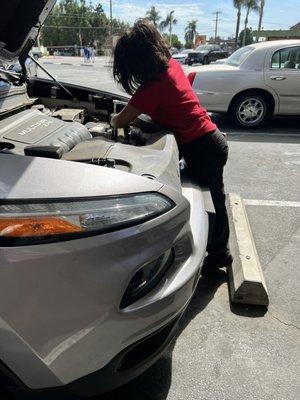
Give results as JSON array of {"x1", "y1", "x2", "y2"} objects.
[
  {"x1": 0, "y1": 108, "x2": 91, "y2": 156},
  {"x1": 0, "y1": 74, "x2": 181, "y2": 191}
]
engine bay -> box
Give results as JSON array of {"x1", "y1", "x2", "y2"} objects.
[
  {"x1": 0, "y1": 72, "x2": 181, "y2": 191},
  {"x1": 0, "y1": 107, "x2": 91, "y2": 156}
]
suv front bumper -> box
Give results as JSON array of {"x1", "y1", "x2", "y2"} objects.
[{"x1": 0, "y1": 181, "x2": 210, "y2": 396}]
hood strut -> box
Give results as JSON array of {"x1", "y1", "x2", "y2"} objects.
[{"x1": 27, "y1": 54, "x2": 74, "y2": 100}]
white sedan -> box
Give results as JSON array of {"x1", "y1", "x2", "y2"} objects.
[
  {"x1": 187, "y1": 40, "x2": 300, "y2": 127},
  {"x1": 172, "y1": 49, "x2": 193, "y2": 64}
]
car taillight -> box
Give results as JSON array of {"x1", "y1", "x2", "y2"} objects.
[
  {"x1": 0, "y1": 193, "x2": 174, "y2": 246},
  {"x1": 187, "y1": 72, "x2": 196, "y2": 85}
]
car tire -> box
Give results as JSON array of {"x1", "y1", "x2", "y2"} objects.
[
  {"x1": 187, "y1": 60, "x2": 193, "y2": 66},
  {"x1": 229, "y1": 92, "x2": 270, "y2": 128},
  {"x1": 203, "y1": 56, "x2": 210, "y2": 65}
]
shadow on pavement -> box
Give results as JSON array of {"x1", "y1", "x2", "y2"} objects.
[
  {"x1": 179, "y1": 270, "x2": 227, "y2": 330},
  {"x1": 230, "y1": 303, "x2": 268, "y2": 318},
  {"x1": 211, "y1": 114, "x2": 300, "y2": 143}
]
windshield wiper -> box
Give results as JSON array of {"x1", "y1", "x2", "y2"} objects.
[{"x1": 28, "y1": 54, "x2": 74, "y2": 100}]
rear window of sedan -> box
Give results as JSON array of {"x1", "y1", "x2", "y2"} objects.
[
  {"x1": 226, "y1": 46, "x2": 254, "y2": 67},
  {"x1": 271, "y1": 46, "x2": 300, "y2": 69}
]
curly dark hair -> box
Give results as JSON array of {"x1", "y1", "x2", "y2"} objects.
[{"x1": 113, "y1": 19, "x2": 171, "y2": 95}]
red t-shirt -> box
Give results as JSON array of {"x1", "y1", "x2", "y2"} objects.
[{"x1": 129, "y1": 58, "x2": 216, "y2": 145}]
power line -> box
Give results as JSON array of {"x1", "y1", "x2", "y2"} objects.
[
  {"x1": 48, "y1": 11, "x2": 104, "y2": 17},
  {"x1": 44, "y1": 25, "x2": 110, "y2": 30}
]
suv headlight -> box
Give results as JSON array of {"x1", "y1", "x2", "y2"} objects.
[{"x1": 0, "y1": 193, "x2": 174, "y2": 246}]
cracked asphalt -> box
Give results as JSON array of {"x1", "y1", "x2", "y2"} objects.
[{"x1": 1, "y1": 57, "x2": 299, "y2": 400}]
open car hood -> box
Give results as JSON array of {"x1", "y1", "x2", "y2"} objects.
[{"x1": 0, "y1": 0, "x2": 56, "y2": 62}]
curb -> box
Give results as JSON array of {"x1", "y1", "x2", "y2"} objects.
[{"x1": 227, "y1": 193, "x2": 269, "y2": 306}]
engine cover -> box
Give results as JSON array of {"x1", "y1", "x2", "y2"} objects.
[{"x1": 0, "y1": 109, "x2": 91, "y2": 155}]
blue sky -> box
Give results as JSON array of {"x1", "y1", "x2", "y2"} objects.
[{"x1": 98, "y1": 0, "x2": 299, "y2": 42}]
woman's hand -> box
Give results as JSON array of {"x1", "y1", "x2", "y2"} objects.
[{"x1": 110, "y1": 104, "x2": 141, "y2": 129}]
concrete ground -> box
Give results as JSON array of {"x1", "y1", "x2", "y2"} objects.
[
  {"x1": 38, "y1": 56, "x2": 123, "y2": 95},
  {"x1": 1, "y1": 57, "x2": 299, "y2": 400}
]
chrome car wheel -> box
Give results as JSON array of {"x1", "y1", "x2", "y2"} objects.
[
  {"x1": 237, "y1": 97, "x2": 266, "y2": 126},
  {"x1": 229, "y1": 91, "x2": 271, "y2": 128}
]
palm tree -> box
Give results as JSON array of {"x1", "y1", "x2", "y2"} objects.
[
  {"x1": 185, "y1": 20, "x2": 198, "y2": 48},
  {"x1": 256, "y1": 0, "x2": 266, "y2": 42},
  {"x1": 233, "y1": 0, "x2": 244, "y2": 49},
  {"x1": 145, "y1": 6, "x2": 161, "y2": 28},
  {"x1": 159, "y1": 11, "x2": 178, "y2": 47},
  {"x1": 242, "y1": 0, "x2": 259, "y2": 47}
]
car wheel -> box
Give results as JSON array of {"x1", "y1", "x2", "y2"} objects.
[
  {"x1": 187, "y1": 60, "x2": 193, "y2": 66},
  {"x1": 230, "y1": 92, "x2": 270, "y2": 128},
  {"x1": 203, "y1": 56, "x2": 210, "y2": 65}
]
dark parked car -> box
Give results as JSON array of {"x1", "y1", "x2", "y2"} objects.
[{"x1": 186, "y1": 45, "x2": 229, "y2": 65}]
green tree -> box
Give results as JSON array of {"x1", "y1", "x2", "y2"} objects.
[
  {"x1": 242, "y1": 0, "x2": 259, "y2": 46},
  {"x1": 160, "y1": 11, "x2": 178, "y2": 47},
  {"x1": 256, "y1": 0, "x2": 266, "y2": 42},
  {"x1": 185, "y1": 39, "x2": 193, "y2": 49},
  {"x1": 145, "y1": 6, "x2": 161, "y2": 27},
  {"x1": 111, "y1": 18, "x2": 130, "y2": 35},
  {"x1": 238, "y1": 27, "x2": 253, "y2": 46},
  {"x1": 233, "y1": 0, "x2": 243, "y2": 49},
  {"x1": 162, "y1": 34, "x2": 182, "y2": 50},
  {"x1": 42, "y1": 0, "x2": 90, "y2": 47},
  {"x1": 41, "y1": 0, "x2": 129, "y2": 50},
  {"x1": 84, "y1": 3, "x2": 109, "y2": 47},
  {"x1": 185, "y1": 20, "x2": 197, "y2": 48}
]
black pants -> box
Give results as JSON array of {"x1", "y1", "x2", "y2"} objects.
[{"x1": 181, "y1": 129, "x2": 229, "y2": 256}]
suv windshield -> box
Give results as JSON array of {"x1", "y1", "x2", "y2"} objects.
[
  {"x1": 195, "y1": 45, "x2": 214, "y2": 51},
  {"x1": 226, "y1": 46, "x2": 254, "y2": 66}
]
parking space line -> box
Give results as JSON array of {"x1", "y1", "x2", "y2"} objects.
[
  {"x1": 244, "y1": 199, "x2": 300, "y2": 207},
  {"x1": 227, "y1": 132, "x2": 300, "y2": 138}
]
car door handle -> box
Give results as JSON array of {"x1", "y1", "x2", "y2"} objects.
[{"x1": 270, "y1": 76, "x2": 286, "y2": 81}]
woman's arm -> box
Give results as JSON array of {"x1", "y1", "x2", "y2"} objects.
[{"x1": 111, "y1": 104, "x2": 141, "y2": 128}]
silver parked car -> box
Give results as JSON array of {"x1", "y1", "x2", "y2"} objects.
[
  {"x1": 188, "y1": 40, "x2": 300, "y2": 127},
  {"x1": 0, "y1": 1, "x2": 211, "y2": 397},
  {"x1": 172, "y1": 49, "x2": 193, "y2": 64}
]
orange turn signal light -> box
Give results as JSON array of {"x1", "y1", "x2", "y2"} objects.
[{"x1": 0, "y1": 217, "x2": 83, "y2": 237}]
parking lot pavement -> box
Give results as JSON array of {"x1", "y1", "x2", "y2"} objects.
[
  {"x1": 39, "y1": 56, "x2": 124, "y2": 96},
  {"x1": 2, "y1": 58, "x2": 299, "y2": 400}
]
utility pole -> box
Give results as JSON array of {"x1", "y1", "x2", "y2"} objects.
[
  {"x1": 256, "y1": 0, "x2": 265, "y2": 42},
  {"x1": 213, "y1": 11, "x2": 221, "y2": 43},
  {"x1": 109, "y1": 0, "x2": 113, "y2": 48},
  {"x1": 169, "y1": 10, "x2": 174, "y2": 48}
]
